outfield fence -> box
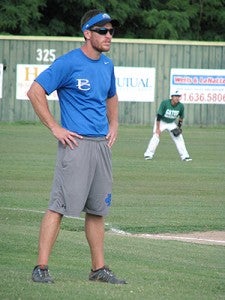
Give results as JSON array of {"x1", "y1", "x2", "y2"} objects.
[{"x1": 0, "y1": 35, "x2": 225, "y2": 125}]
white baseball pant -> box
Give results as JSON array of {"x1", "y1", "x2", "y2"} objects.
[{"x1": 144, "y1": 119, "x2": 190, "y2": 160}]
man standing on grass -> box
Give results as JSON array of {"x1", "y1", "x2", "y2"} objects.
[
  {"x1": 27, "y1": 9, "x2": 127, "y2": 284},
  {"x1": 144, "y1": 90, "x2": 192, "y2": 161}
]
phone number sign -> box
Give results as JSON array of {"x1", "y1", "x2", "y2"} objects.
[{"x1": 170, "y1": 68, "x2": 225, "y2": 104}]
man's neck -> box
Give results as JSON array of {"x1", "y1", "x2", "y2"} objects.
[{"x1": 80, "y1": 43, "x2": 101, "y2": 60}]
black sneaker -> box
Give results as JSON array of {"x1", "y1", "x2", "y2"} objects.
[
  {"x1": 32, "y1": 265, "x2": 54, "y2": 283},
  {"x1": 89, "y1": 266, "x2": 127, "y2": 284},
  {"x1": 183, "y1": 157, "x2": 192, "y2": 161}
]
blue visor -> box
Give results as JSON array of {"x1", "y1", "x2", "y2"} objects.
[{"x1": 82, "y1": 13, "x2": 119, "y2": 32}]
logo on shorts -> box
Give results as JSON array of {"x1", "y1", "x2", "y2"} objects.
[{"x1": 105, "y1": 193, "x2": 112, "y2": 207}]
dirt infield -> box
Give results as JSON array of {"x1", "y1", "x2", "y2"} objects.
[
  {"x1": 135, "y1": 231, "x2": 225, "y2": 246},
  {"x1": 110, "y1": 230, "x2": 225, "y2": 246}
]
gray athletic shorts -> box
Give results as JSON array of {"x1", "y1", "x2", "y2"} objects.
[{"x1": 48, "y1": 137, "x2": 112, "y2": 217}]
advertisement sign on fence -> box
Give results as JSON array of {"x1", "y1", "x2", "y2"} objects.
[
  {"x1": 115, "y1": 67, "x2": 156, "y2": 102},
  {"x1": 170, "y1": 68, "x2": 225, "y2": 104},
  {"x1": 16, "y1": 64, "x2": 58, "y2": 100}
]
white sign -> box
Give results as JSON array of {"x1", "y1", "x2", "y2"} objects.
[
  {"x1": 115, "y1": 67, "x2": 155, "y2": 102},
  {"x1": 16, "y1": 64, "x2": 58, "y2": 100},
  {"x1": 170, "y1": 68, "x2": 225, "y2": 104},
  {"x1": 0, "y1": 64, "x2": 3, "y2": 99}
]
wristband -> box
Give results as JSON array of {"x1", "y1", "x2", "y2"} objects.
[
  {"x1": 178, "y1": 120, "x2": 182, "y2": 128},
  {"x1": 156, "y1": 114, "x2": 162, "y2": 121}
]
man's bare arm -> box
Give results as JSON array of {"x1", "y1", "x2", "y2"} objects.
[
  {"x1": 106, "y1": 94, "x2": 119, "y2": 148},
  {"x1": 27, "y1": 81, "x2": 82, "y2": 149}
]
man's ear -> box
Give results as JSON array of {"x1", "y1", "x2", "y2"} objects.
[{"x1": 83, "y1": 30, "x2": 91, "y2": 40}]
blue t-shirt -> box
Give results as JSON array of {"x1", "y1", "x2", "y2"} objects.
[{"x1": 35, "y1": 48, "x2": 116, "y2": 136}]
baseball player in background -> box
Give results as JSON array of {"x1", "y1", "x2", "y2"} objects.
[{"x1": 144, "y1": 90, "x2": 192, "y2": 161}]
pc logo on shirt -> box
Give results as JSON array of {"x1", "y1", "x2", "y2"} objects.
[{"x1": 76, "y1": 79, "x2": 91, "y2": 91}]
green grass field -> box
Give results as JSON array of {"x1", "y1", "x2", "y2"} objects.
[{"x1": 0, "y1": 122, "x2": 225, "y2": 299}]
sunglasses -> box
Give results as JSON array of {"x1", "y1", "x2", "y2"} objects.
[{"x1": 90, "y1": 27, "x2": 115, "y2": 36}]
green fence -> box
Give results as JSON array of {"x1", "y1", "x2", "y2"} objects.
[{"x1": 0, "y1": 35, "x2": 224, "y2": 125}]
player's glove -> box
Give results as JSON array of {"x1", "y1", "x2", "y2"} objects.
[{"x1": 171, "y1": 127, "x2": 182, "y2": 137}]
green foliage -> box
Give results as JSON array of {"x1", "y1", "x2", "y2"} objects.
[
  {"x1": 0, "y1": 0, "x2": 224, "y2": 40},
  {"x1": 142, "y1": 0, "x2": 198, "y2": 39},
  {"x1": 197, "y1": 0, "x2": 225, "y2": 41},
  {"x1": 0, "y1": 0, "x2": 46, "y2": 35}
]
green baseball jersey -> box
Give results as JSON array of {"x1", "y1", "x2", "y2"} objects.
[{"x1": 157, "y1": 99, "x2": 184, "y2": 123}]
